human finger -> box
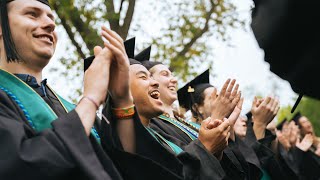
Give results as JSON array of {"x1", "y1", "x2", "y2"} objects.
[{"x1": 219, "y1": 79, "x2": 231, "y2": 96}]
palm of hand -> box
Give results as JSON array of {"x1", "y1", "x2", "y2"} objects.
[
  {"x1": 210, "y1": 79, "x2": 241, "y2": 120},
  {"x1": 296, "y1": 134, "x2": 314, "y2": 152}
]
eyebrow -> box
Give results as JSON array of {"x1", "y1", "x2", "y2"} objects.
[
  {"x1": 159, "y1": 70, "x2": 170, "y2": 74},
  {"x1": 25, "y1": 6, "x2": 54, "y2": 20},
  {"x1": 136, "y1": 71, "x2": 149, "y2": 76}
]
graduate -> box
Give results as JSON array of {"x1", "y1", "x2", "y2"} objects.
[
  {"x1": 0, "y1": 0, "x2": 135, "y2": 179},
  {"x1": 178, "y1": 70, "x2": 264, "y2": 180},
  {"x1": 139, "y1": 56, "x2": 261, "y2": 179},
  {"x1": 290, "y1": 112, "x2": 320, "y2": 179},
  {"x1": 126, "y1": 57, "x2": 232, "y2": 179}
]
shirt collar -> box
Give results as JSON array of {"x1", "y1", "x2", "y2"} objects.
[{"x1": 14, "y1": 74, "x2": 47, "y2": 88}]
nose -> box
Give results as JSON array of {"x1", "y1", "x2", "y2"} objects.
[
  {"x1": 170, "y1": 76, "x2": 178, "y2": 84},
  {"x1": 41, "y1": 15, "x2": 56, "y2": 32},
  {"x1": 150, "y1": 78, "x2": 160, "y2": 88}
]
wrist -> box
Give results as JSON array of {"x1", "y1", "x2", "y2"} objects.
[
  {"x1": 80, "y1": 96, "x2": 100, "y2": 110},
  {"x1": 112, "y1": 95, "x2": 134, "y2": 108},
  {"x1": 112, "y1": 104, "x2": 135, "y2": 120},
  {"x1": 253, "y1": 120, "x2": 267, "y2": 128}
]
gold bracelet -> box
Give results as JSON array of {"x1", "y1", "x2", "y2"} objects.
[{"x1": 112, "y1": 105, "x2": 135, "y2": 120}]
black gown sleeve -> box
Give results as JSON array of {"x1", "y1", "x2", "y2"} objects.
[
  {"x1": 0, "y1": 91, "x2": 113, "y2": 180},
  {"x1": 244, "y1": 119, "x2": 298, "y2": 179},
  {"x1": 99, "y1": 98, "x2": 184, "y2": 180},
  {"x1": 291, "y1": 147, "x2": 320, "y2": 179},
  {"x1": 150, "y1": 117, "x2": 250, "y2": 180},
  {"x1": 101, "y1": 99, "x2": 227, "y2": 179}
]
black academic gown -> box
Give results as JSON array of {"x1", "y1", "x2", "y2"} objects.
[
  {"x1": 103, "y1": 103, "x2": 226, "y2": 180},
  {"x1": 289, "y1": 146, "x2": 320, "y2": 180},
  {"x1": 229, "y1": 136, "x2": 263, "y2": 180},
  {"x1": 244, "y1": 118, "x2": 299, "y2": 180},
  {"x1": 150, "y1": 117, "x2": 253, "y2": 180},
  {"x1": 0, "y1": 76, "x2": 121, "y2": 180}
]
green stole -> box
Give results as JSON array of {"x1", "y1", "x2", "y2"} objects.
[
  {"x1": 158, "y1": 115, "x2": 198, "y2": 141},
  {"x1": 0, "y1": 69, "x2": 100, "y2": 142},
  {"x1": 145, "y1": 127, "x2": 183, "y2": 155}
]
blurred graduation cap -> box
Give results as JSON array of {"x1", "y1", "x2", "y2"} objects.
[
  {"x1": 177, "y1": 69, "x2": 213, "y2": 111},
  {"x1": 276, "y1": 118, "x2": 287, "y2": 130},
  {"x1": 0, "y1": 0, "x2": 50, "y2": 62},
  {"x1": 292, "y1": 112, "x2": 302, "y2": 125},
  {"x1": 129, "y1": 45, "x2": 152, "y2": 65},
  {"x1": 84, "y1": 37, "x2": 136, "y2": 71},
  {"x1": 251, "y1": 0, "x2": 320, "y2": 100},
  {"x1": 134, "y1": 46, "x2": 151, "y2": 62}
]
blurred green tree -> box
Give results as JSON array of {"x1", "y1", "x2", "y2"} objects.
[
  {"x1": 278, "y1": 95, "x2": 320, "y2": 136},
  {"x1": 49, "y1": 0, "x2": 245, "y2": 100}
]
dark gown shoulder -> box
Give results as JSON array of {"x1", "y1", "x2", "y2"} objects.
[{"x1": 0, "y1": 89, "x2": 118, "y2": 180}]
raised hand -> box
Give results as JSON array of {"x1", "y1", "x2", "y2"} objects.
[
  {"x1": 288, "y1": 121, "x2": 300, "y2": 147},
  {"x1": 228, "y1": 98, "x2": 244, "y2": 127},
  {"x1": 210, "y1": 79, "x2": 241, "y2": 120},
  {"x1": 198, "y1": 118, "x2": 231, "y2": 155},
  {"x1": 227, "y1": 98, "x2": 244, "y2": 141},
  {"x1": 276, "y1": 129, "x2": 291, "y2": 151},
  {"x1": 251, "y1": 96, "x2": 280, "y2": 125},
  {"x1": 296, "y1": 134, "x2": 314, "y2": 152},
  {"x1": 83, "y1": 46, "x2": 112, "y2": 105},
  {"x1": 77, "y1": 35, "x2": 114, "y2": 135},
  {"x1": 101, "y1": 26, "x2": 133, "y2": 108},
  {"x1": 251, "y1": 96, "x2": 280, "y2": 139}
]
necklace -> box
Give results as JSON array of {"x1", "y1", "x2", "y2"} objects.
[{"x1": 159, "y1": 114, "x2": 199, "y2": 140}]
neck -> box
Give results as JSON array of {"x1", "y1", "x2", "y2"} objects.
[
  {"x1": 0, "y1": 61, "x2": 43, "y2": 84},
  {"x1": 162, "y1": 103, "x2": 175, "y2": 118},
  {"x1": 139, "y1": 114, "x2": 151, "y2": 126}
]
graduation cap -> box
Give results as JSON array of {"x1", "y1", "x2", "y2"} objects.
[
  {"x1": 177, "y1": 69, "x2": 213, "y2": 111},
  {"x1": 133, "y1": 46, "x2": 164, "y2": 70},
  {"x1": 276, "y1": 118, "x2": 287, "y2": 130},
  {"x1": 134, "y1": 46, "x2": 151, "y2": 62},
  {"x1": 0, "y1": 0, "x2": 50, "y2": 62},
  {"x1": 84, "y1": 37, "x2": 136, "y2": 71},
  {"x1": 292, "y1": 112, "x2": 302, "y2": 125},
  {"x1": 251, "y1": 0, "x2": 320, "y2": 100}
]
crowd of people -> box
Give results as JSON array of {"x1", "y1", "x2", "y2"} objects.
[{"x1": 0, "y1": 0, "x2": 319, "y2": 179}]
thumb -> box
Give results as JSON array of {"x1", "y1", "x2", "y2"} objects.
[
  {"x1": 201, "y1": 117, "x2": 211, "y2": 130},
  {"x1": 252, "y1": 96, "x2": 257, "y2": 108},
  {"x1": 207, "y1": 119, "x2": 221, "y2": 129},
  {"x1": 94, "y1": 46, "x2": 103, "y2": 56}
]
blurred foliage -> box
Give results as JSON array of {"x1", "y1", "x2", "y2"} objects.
[
  {"x1": 49, "y1": 0, "x2": 244, "y2": 100},
  {"x1": 278, "y1": 95, "x2": 320, "y2": 136}
]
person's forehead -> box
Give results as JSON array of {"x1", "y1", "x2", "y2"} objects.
[
  {"x1": 204, "y1": 87, "x2": 215, "y2": 95},
  {"x1": 130, "y1": 64, "x2": 149, "y2": 74},
  {"x1": 8, "y1": 0, "x2": 52, "y2": 14},
  {"x1": 152, "y1": 64, "x2": 170, "y2": 73},
  {"x1": 299, "y1": 116, "x2": 309, "y2": 123}
]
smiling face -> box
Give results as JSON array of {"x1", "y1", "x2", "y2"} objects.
[
  {"x1": 298, "y1": 116, "x2": 314, "y2": 136},
  {"x1": 4, "y1": 0, "x2": 57, "y2": 68},
  {"x1": 149, "y1": 64, "x2": 178, "y2": 106},
  {"x1": 129, "y1": 64, "x2": 164, "y2": 119}
]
